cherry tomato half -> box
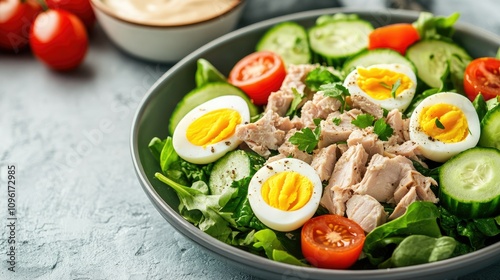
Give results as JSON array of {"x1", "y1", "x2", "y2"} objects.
[
  {"x1": 29, "y1": 9, "x2": 88, "y2": 71},
  {"x1": 301, "y1": 214, "x2": 365, "y2": 269},
  {"x1": 464, "y1": 57, "x2": 500, "y2": 101},
  {"x1": 228, "y1": 51, "x2": 286, "y2": 106},
  {"x1": 46, "y1": 0, "x2": 96, "y2": 31},
  {"x1": 368, "y1": 23, "x2": 420, "y2": 55},
  {"x1": 0, "y1": 0, "x2": 41, "y2": 51}
]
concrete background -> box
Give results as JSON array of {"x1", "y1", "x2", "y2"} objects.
[{"x1": 1, "y1": 1, "x2": 500, "y2": 279}]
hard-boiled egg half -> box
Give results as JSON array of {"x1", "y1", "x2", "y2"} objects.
[
  {"x1": 248, "y1": 158, "x2": 323, "y2": 232},
  {"x1": 343, "y1": 63, "x2": 417, "y2": 111},
  {"x1": 409, "y1": 92, "x2": 480, "y2": 162},
  {"x1": 172, "y1": 95, "x2": 250, "y2": 164}
]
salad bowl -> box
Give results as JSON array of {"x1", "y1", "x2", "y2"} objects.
[{"x1": 131, "y1": 8, "x2": 500, "y2": 280}]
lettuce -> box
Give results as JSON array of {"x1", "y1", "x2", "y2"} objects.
[
  {"x1": 253, "y1": 229, "x2": 308, "y2": 266},
  {"x1": 363, "y1": 201, "x2": 443, "y2": 267}
]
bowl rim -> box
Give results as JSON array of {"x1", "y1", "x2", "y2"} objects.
[
  {"x1": 90, "y1": 0, "x2": 245, "y2": 28},
  {"x1": 131, "y1": 7, "x2": 500, "y2": 279}
]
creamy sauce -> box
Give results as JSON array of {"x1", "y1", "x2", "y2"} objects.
[{"x1": 103, "y1": 0, "x2": 240, "y2": 25}]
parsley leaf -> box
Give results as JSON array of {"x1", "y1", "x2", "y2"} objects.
[
  {"x1": 382, "y1": 108, "x2": 389, "y2": 117},
  {"x1": 351, "y1": 114, "x2": 375, "y2": 128},
  {"x1": 305, "y1": 67, "x2": 342, "y2": 91},
  {"x1": 319, "y1": 82, "x2": 350, "y2": 113},
  {"x1": 286, "y1": 88, "x2": 305, "y2": 117},
  {"x1": 332, "y1": 117, "x2": 341, "y2": 125},
  {"x1": 435, "y1": 118, "x2": 445, "y2": 129},
  {"x1": 289, "y1": 125, "x2": 321, "y2": 153},
  {"x1": 373, "y1": 118, "x2": 394, "y2": 141}
]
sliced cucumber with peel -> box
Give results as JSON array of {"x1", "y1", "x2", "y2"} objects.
[
  {"x1": 208, "y1": 150, "x2": 264, "y2": 195},
  {"x1": 479, "y1": 104, "x2": 500, "y2": 150},
  {"x1": 406, "y1": 39, "x2": 471, "y2": 88},
  {"x1": 308, "y1": 19, "x2": 373, "y2": 66},
  {"x1": 342, "y1": 48, "x2": 417, "y2": 74},
  {"x1": 256, "y1": 22, "x2": 311, "y2": 66},
  {"x1": 439, "y1": 147, "x2": 500, "y2": 218}
]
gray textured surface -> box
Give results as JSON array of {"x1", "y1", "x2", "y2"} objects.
[{"x1": 1, "y1": 1, "x2": 500, "y2": 279}]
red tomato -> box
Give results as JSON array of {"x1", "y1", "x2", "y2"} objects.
[
  {"x1": 301, "y1": 214, "x2": 365, "y2": 269},
  {"x1": 228, "y1": 51, "x2": 286, "y2": 105},
  {"x1": 464, "y1": 57, "x2": 500, "y2": 101},
  {"x1": 0, "y1": 0, "x2": 42, "y2": 51},
  {"x1": 29, "y1": 9, "x2": 88, "y2": 71},
  {"x1": 368, "y1": 23, "x2": 420, "y2": 55},
  {"x1": 46, "y1": 0, "x2": 95, "y2": 31}
]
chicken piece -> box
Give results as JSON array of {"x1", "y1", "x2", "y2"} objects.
[
  {"x1": 236, "y1": 110, "x2": 286, "y2": 157},
  {"x1": 351, "y1": 94, "x2": 384, "y2": 119},
  {"x1": 311, "y1": 144, "x2": 338, "y2": 182},
  {"x1": 320, "y1": 144, "x2": 368, "y2": 215},
  {"x1": 346, "y1": 194, "x2": 387, "y2": 232}
]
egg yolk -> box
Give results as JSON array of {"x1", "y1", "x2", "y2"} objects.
[
  {"x1": 356, "y1": 67, "x2": 413, "y2": 100},
  {"x1": 186, "y1": 108, "x2": 241, "y2": 147},
  {"x1": 419, "y1": 103, "x2": 469, "y2": 143},
  {"x1": 261, "y1": 171, "x2": 313, "y2": 211}
]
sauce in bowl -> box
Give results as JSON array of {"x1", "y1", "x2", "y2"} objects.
[{"x1": 102, "y1": 0, "x2": 241, "y2": 26}]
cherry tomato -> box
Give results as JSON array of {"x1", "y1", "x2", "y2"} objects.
[
  {"x1": 368, "y1": 23, "x2": 420, "y2": 55},
  {"x1": 301, "y1": 214, "x2": 365, "y2": 269},
  {"x1": 0, "y1": 0, "x2": 42, "y2": 51},
  {"x1": 464, "y1": 57, "x2": 500, "y2": 101},
  {"x1": 228, "y1": 51, "x2": 286, "y2": 106},
  {"x1": 46, "y1": 0, "x2": 95, "y2": 31},
  {"x1": 29, "y1": 9, "x2": 88, "y2": 71}
]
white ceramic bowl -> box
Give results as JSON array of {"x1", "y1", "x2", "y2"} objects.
[{"x1": 90, "y1": 0, "x2": 246, "y2": 63}]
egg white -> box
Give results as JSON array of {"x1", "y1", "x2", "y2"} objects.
[
  {"x1": 247, "y1": 158, "x2": 323, "y2": 232},
  {"x1": 409, "y1": 92, "x2": 480, "y2": 162},
  {"x1": 172, "y1": 95, "x2": 250, "y2": 164},
  {"x1": 343, "y1": 63, "x2": 417, "y2": 112}
]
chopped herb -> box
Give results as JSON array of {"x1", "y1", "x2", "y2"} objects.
[
  {"x1": 351, "y1": 114, "x2": 375, "y2": 129},
  {"x1": 313, "y1": 118, "x2": 322, "y2": 126},
  {"x1": 332, "y1": 117, "x2": 341, "y2": 125},
  {"x1": 435, "y1": 118, "x2": 445, "y2": 129},
  {"x1": 319, "y1": 82, "x2": 350, "y2": 113},
  {"x1": 373, "y1": 118, "x2": 394, "y2": 141},
  {"x1": 382, "y1": 108, "x2": 389, "y2": 117},
  {"x1": 391, "y1": 78, "x2": 402, "y2": 99},
  {"x1": 305, "y1": 67, "x2": 342, "y2": 91},
  {"x1": 379, "y1": 79, "x2": 401, "y2": 99},
  {"x1": 379, "y1": 82, "x2": 391, "y2": 90},
  {"x1": 286, "y1": 88, "x2": 305, "y2": 117},
  {"x1": 289, "y1": 125, "x2": 321, "y2": 153}
]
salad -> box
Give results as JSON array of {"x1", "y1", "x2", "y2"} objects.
[{"x1": 148, "y1": 12, "x2": 500, "y2": 269}]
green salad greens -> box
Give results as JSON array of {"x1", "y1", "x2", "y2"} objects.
[{"x1": 148, "y1": 11, "x2": 500, "y2": 270}]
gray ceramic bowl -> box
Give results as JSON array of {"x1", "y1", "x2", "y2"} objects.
[{"x1": 131, "y1": 8, "x2": 500, "y2": 280}]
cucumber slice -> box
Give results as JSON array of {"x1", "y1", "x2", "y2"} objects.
[
  {"x1": 208, "y1": 150, "x2": 252, "y2": 195},
  {"x1": 406, "y1": 40, "x2": 471, "y2": 89},
  {"x1": 342, "y1": 48, "x2": 417, "y2": 74},
  {"x1": 308, "y1": 19, "x2": 373, "y2": 66},
  {"x1": 256, "y1": 22, "x2": 311, "y2": 66},
  {"x1": 168, "y1": 82, "x2": 260, "y2": 135},
  {"x1": 439, "y1": 147, "x2": 500, "y2": 218},
  {"x1": 479, "y1": 104, "x2": 500, "y2": 150}
]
